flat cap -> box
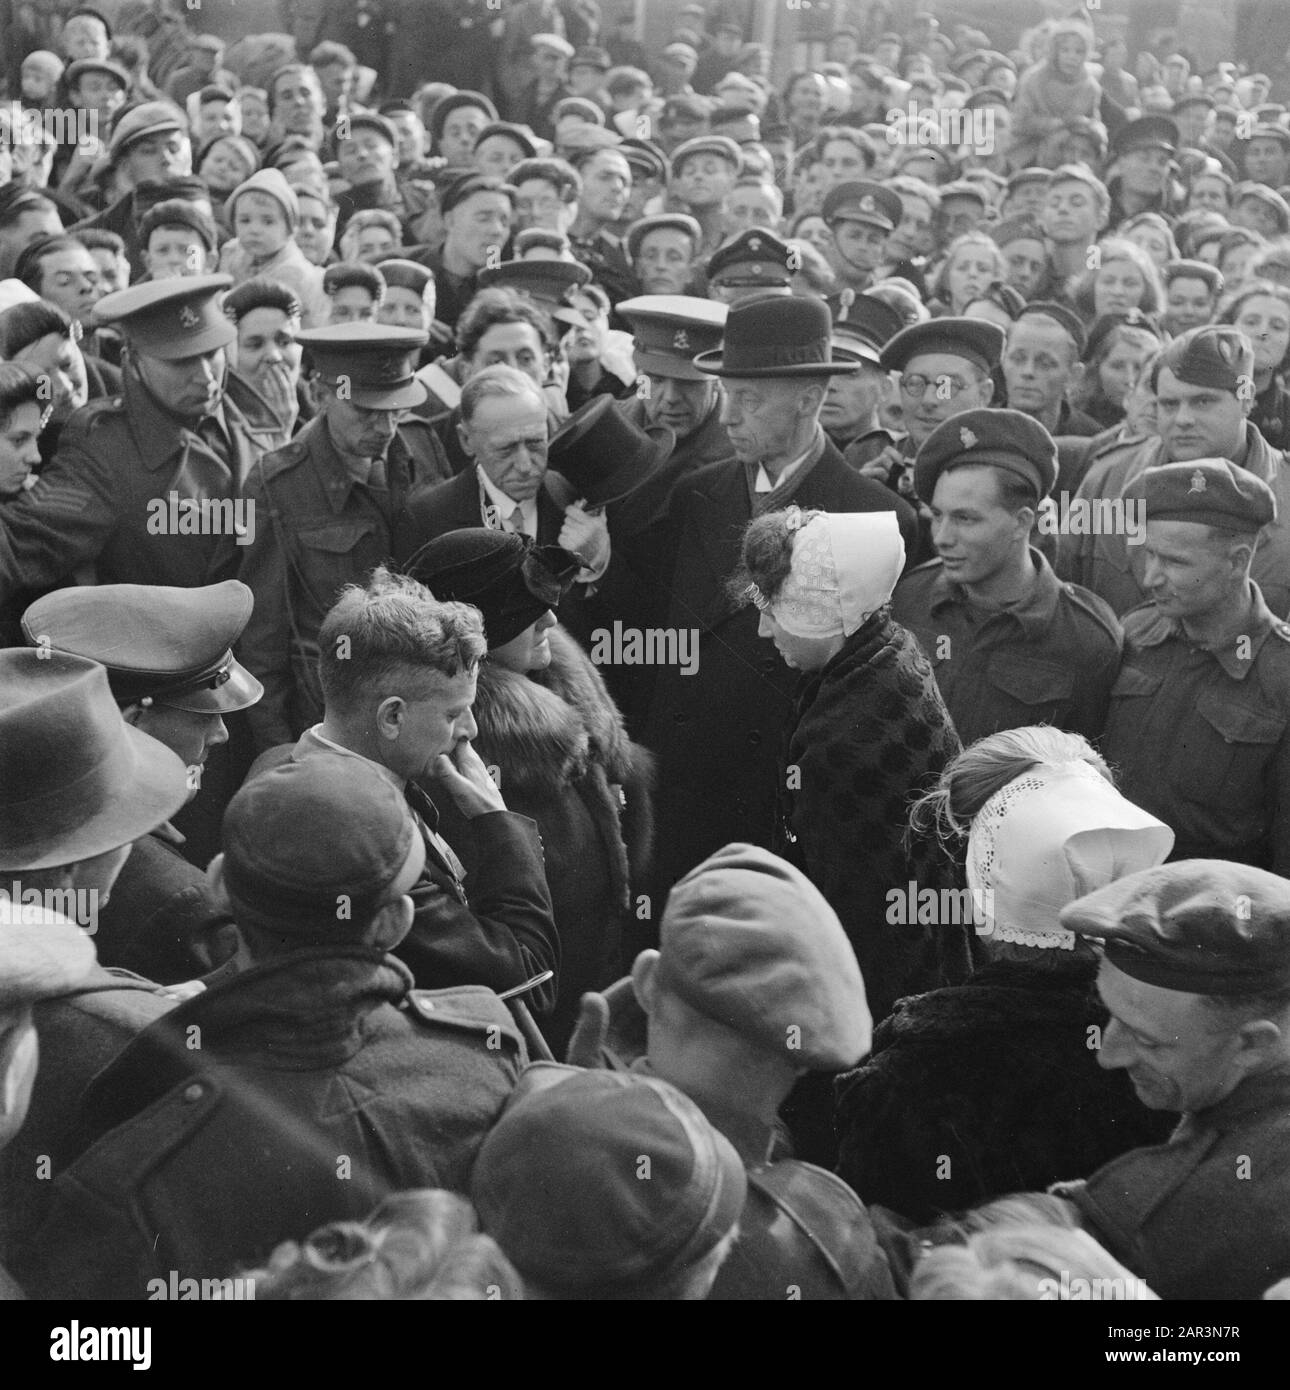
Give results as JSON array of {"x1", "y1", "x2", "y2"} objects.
[
  {"x1": 662, "y1": 42, "x2": 699, "y2": 68},
  {"x1": 619, "y1": 137, "x2": 668, "y2": 183},
  {"x1": 657, "y1": 842, "x2": 872, "y2": 1068},
  {"x1": 1162, "y1": 258, "x2": 1224, "y2": 294},
  {"x1": 91, "y1": 273, "x2": 234, "y2": 360},
  {"x1": 879, "y1": 316, "x2": 1006, "y2": 375},
  {"x1": 1246, "y1": 123, "x2": 1290, "y2": 150},
  {"x1": 1128, "y1": 458, "x2": 1276, "y2": 533},
  {"x1": 571, "y1": 45, "x2": 611, "y2": 70},
  {"x1": 625, "y1": 212, "x2": 701, "y2": 263},
  {"x1": 914, "y1": 407, "x2": 1058, "y2": 505},
  {"x1": 107, "y1": 101, "x2": 186, "y2": 160},
  {"x1": 821, "y1": 179, "x2": 902, "y2": 232},
  {"x1": 1005, "y1": 166, "x2": 1053, "y2": 193},
  {"x1": 938, "y1": 179, "x2": 988, "y2": 208},
  {"x1": 530, "y1": 31, "x2": 574, "y2": 59},
  {"x1": 296, "y1": 322, "x2": 429, "y2": 408},
  {"x1": 438, "y1": 172, "x2": 515, "y2": 216},
  {"x1": 65, "y1": 57, "x2": 129, "y2": 89},
  {"x1": 618, "y1": 294, "x2": 726, "y2": 380},
  {"x1": 706, "y1": 227, "x2": 793, "y2": 288},
  {"x1": 1062, "y1": 860, "x2": 1290, "y2": 995},
  {"x1": 344, "y1": 111, "x2": 399, "y2": 147},
  {"x1": 22, "y1": 581, "x2": 262, "y2": 714},
  {"x1": 472, "y1": 1067, "x2": 746, "y2": 1295},
  {"x1": 375, "y1": 257, "x2": 434, "y2": 297},
  {"x1": 989, "y1": 215, "x2": 1047, "y2": 249},
  {"x1": 1158, "y1": 324, "x2": 1255, "y2": 394},
  {"x1": 963, "y1": 86, "x2": 1010, "y2": 112},
  {"x1": 474, "y1": 121, "x2": 539, "y2": 160},
  {"x1": 669, "y1": 135, "x2": 742, "y2": 176},
  {"x1": 1112, "y1": 114, "x2": 1179, "y2": 158},
  {"x1": 1234, "y1": 181, "x2": 1290, "y2": 231},
  {"x1": 223, "y1": 756, "x2": 426, "y2": 938}
]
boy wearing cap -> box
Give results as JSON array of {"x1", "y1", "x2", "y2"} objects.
[
  {"x1": 0, "y1": 273, "x2": 289, "y2": 603},
  {"x1": 218, "y1": 169, "x2": 328, "y2": 328},
  {"x1": 669, "y1": 137, "x2": 741, "y2": 259},
  {"x1": 1059, "y1": 325, "x2": 1290, "y2": 618},
  {"x1": 1098, "y1": 459, "x2": 1290, "y2": 873},
  {"x1": 1002, "y1": 303, "x2": 1101, "y2": 437},
  {"x1": 891, "y1": 408, "x2": 1123, "y2": 746},
  {"x1": 566, "y1": 843, "x2": 897, "y2": 1301},
  {"x1": 17, "y1": 754, "x2": 528, "y2": 1302},
  {"x1": 1053, "y1": 859, "x2": 1290, "y2": 1299}
]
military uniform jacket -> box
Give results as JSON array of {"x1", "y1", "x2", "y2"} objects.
[
  {"x1": 1056, "y1": 423, "x2": 1290, "y2": 617},
  {"x1": 0, "y1": 366, "x2": 287, "y2": 605},
  {"x1": 1053, "y1": 1068, "x2": 1290, "y2": 1299},
  {"x1": 891, "y1": 549, "x2": 1124, "y2": 747},
  {"x1": 1100, "y1": 585, "x2": 1290, "y2": 874},
  {"x1": 238, "y1": 413, "x2": 431, "y2": 751},
  {"x1": 598, "y1": 432, "x2": 918, "y2": 892},
  {"x1": 14, "y1": 950, "x2": 526, "y2": 1301}
]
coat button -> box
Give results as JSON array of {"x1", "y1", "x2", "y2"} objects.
[
  {"x1": 673, "y1": 711, "x2": 688, "y2": 724},
  {"x1": 183, "y1": 1084, "x2": 203, "y2": 1103},
  {"x1": 761, "y1": 657, "x2": 777, "y2": 673},
  {"x1": 747, "y1": 730, "x2": 762, "y2": 747}
]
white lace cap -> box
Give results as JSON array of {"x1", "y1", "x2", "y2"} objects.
[
  {"x1": 966, "y1": 760, "x2": 1176, "y2": 950},
  {"x1": 773, "y1": 511, "x2": 905, "y2": 639}
]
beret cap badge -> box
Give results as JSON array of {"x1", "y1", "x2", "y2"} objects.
[
  {"x1": 1191, "y1": 470, "x2": 1207, "y2": 493},
  {"x1": 960, "y1": 426, "x2": 978, "y2": 449}
]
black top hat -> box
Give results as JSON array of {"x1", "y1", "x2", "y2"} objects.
[
  {"x1": 547, "y1": 395, "x2": 675, "y2": 507},
  {"x1": 694, "y1": 293, "x2": 860, "y2": 379}
]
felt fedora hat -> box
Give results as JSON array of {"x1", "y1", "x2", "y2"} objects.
[
  {"x1": 694, "y1": 292, "x2": 860, "y2": 379},
  {"x1": 0, "y1": 649, "x2": 190, "y2": 871},
  {"x1": 547, "y1": 394, "x2": 675, "y2": 507}
]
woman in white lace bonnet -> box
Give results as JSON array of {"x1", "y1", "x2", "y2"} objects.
[{"x1": 834, "y1": 724, "x2": 1181, "y2": 1225}]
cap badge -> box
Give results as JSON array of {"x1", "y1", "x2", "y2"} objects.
[
  {"x1": 374, "y1": 354, "x2": 404, "y2": 381},
  {"x1": 673, "y1": 328, "x2": 690, "y2": 351},
  {"x1": 859, "y1": 195, "x2": 876, "y2": 212},
  {"x1": 178, "y1": 305, "x2": 201, "y2": 330},
  {"x1": 1190, "y1": 470, "x2": 1207, "y2": 494},
  {"x1": 749, "y1": 236, "x2": 762, "y2": 252},
  {"x1": 960, "y1": 426, "x2": 978, "y2": 449}
]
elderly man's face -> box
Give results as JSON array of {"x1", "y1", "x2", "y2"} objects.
[
  {"x1": 460, "y1": 389, "x2": 550, "y2": 502},
  {"x1": 719, "y1": 376, "x2": 816, "y2": 464},
  {"x1": 1095, "y1": 958, "x2": 1265, "y2": 1113}
]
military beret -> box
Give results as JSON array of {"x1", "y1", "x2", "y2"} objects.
[
  {"x1": 296, "y1": 322, "x2": 429, "y2": 409},
  {"x1": 530, "y1": 32, "x2": 575, "y2": 59},
  {"x1": 1162, "y1": 258, "x2": 1224, "y2": 294},
  {"x1": 617, "y1": 293, "x2": 726, "y2": 381},
  {"x1": 989, "y1": 215, "x2": 1047, "y2": 249},
  {"x1": 22, "y1": 581, "x2": 262, "y2": 714},
  {"x1": 669, "y1": 135, "x2": 742, "y2": 177},
  {"x1": 1234, "y1": 181, "x2": 1290, "y2": 232},
  {"x1": 657, "y1": 842, "x2": 872, "y2": 1069},
  {"x1": 1005, "y1": 167, "x2": 1053, "y2": 193},
  {"x1": 1062, "y1": 860, "x2": 1290, "y2": 995},
  {"x1": 91, "y1": 272, "x2": 234, "y2": 360},
  {"x1": 626, "y1": 212, "x2": 702, "y2": 262},
  {"x1": 222, "y1": 757, "x2": 426, "y2": 939},
  {"x1": 1158, "y1": 324, "x2": 1255, "y2": 394},
  {"x1": 107, "y1": 101, "x2": 187, "y2": 161},
  {"x1": 1016, "y1": 300, "x2": 1088, "y2": 356},
  {"x1": 879, "y1": 316, "x2": 1006, "y2": 375},
  {"x1": 1128, "y1": 458, "x2": 1276, "y2": 533},
  {"x1": 914, "y1": 407, "x2": 1059, "y2": 505},
  {"x1": 706, "y1": 227, "x2": 793, "y2": 288},
  {"x1": 375, "y1": 257, "x2": 435, "y2": 297},
  {"x1": 0, "y1": 898, "x2": 97, "y2": 1010},
  {"x1": 1112, "y1": 114, "x2": 1179, "y2": 158},
  {"x1": 65, "y1": 57, "x2": 129, "y2": 89},
  {"x1": 821, "y1": 180, "x2": 901, "y2": 232},
  {"x1": 472, "y1": 1068, "x2": 746, "y2": 1295}
]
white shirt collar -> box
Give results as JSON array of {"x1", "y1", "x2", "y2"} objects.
[
  {"x1": 754, "y1": 440, "x2": 816, "y2": 494},
  {"x1": 478, "y1": 468, "x2": 539, "y2": 537}
]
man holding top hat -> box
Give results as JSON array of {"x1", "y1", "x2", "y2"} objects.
[
  {"x1": 0, "y1": 273, "x2": 287, "y2": 606},
  {"x1": 596, "y1": 292, "x2": 917, "y2": 897},
  {"x1": 238, "y1": 322, "x2": 442, "y2": 753}
]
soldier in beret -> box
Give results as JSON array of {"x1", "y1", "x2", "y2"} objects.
[
  {"x1": 892, "y1": 409, "x2": 1123, "y2": 746},
  {"x1": 1059, "y1": 325, "x2": 1290, "y2": 617},
  {"x1": 821, "y1": 180, "x2": 903, "y2": 298},
  {"x1": 238, "y1": 323, "x2": 445, "y2": 752},
  {"x1": 1052, "y1": 859, "x2": 1290, "y2": 1299},
  {"x1": 17, "y1": 753, "x2": 529, "y2": 1301},
  {"x1": 0, "y1": 273, "x2": 288, "y2": 608},
  {"x1": 566, "y1": 842, "x2": 898, "y2": 1300},
  {"x1": 1099, "y1": 458, "x2": 1290, "y2": 873}
]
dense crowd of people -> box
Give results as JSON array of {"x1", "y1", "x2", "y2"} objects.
[{"x1": 3, "y1": 0, "x2": 1290, "y2": 1304}]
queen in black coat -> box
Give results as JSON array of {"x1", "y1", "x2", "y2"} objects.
[{"x1": 833, "y1": 727, "x2": 1180, "y2": 1225}]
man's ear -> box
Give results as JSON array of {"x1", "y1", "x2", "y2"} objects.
[
  {"x1": 457, "y1": 418, "x2": 475, "y2": 458},
  {"x1": 374, "y1": 693, "x2": 405, "y2": 742},
  {"x1": 368, "y1": 894, "x2": 414, "y2": 951},
  {"x1": 630, "y1": 948, "x2": 660, "y2": 1011}
]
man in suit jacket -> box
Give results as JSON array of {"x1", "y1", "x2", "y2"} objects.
[
  {"x1": 399, "y1": 365, "x2": 608, "y2": 646},
  {"x1": 596, "y1": 295, "x2": 919, "y2": 902}
]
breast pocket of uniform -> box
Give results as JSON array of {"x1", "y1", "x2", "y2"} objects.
[
  {"x1": 988, "y1": 654, "x2": 1076, "y2": 719},
  {"x1": 1173, "y1": 688, "x2": 1287, "y2": 804},
  {"x1": 296, "y1": 519, "x2": 381, "y2": 608}
]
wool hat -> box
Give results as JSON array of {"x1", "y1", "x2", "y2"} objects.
[
  {"x1": 1062, "y1": 860, "x2": 1290, "y2": 995},
  {"x1": 227, "y1": 167, "x2": 300, "y2": 228},
  {"x1": 222, "y1": 756, "x2": 426, "y2": 938},
  {"x1": 429, "y1": 91, "x2": 499, "y2": 152},
  {"x1": 967, "y1": 761, "x2": 1175, "y2": 952},
  {"x1": 406, "y1": 529, "x2": 581, "y2": 647},
  {"x1": 657, "y1": 842, "x2": 872, "y2": 1069},
  {"x1": 472, "y1": 1066, "x2": 746, "y2": 1295}
]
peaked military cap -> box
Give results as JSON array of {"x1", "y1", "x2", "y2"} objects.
[
  {"x1": 296, "y1": 322, "x2": 430, "y2": 409},
  {"x1": 617, "y1": 294, "x2": 726, "y2": 381},
  {"x1": 1111, "y1": 114, "x2": 1179, "y2": 158},
  {"x1": 706, "y1": 228, "x2": 794, "y2": 288},
  {"x1": 821, "y1": 180, "x2": 902, "y2": 232},
  {"x1": 22, "y1": 580, "x2": 263, "y2": 714},
  {"x1": 90, "y1": 273, "x2": 235, "y2": 360}
]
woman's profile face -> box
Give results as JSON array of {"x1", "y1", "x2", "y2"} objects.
[{"x1": 757, "y1": 608, "x2": 842, "y2": 671}]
